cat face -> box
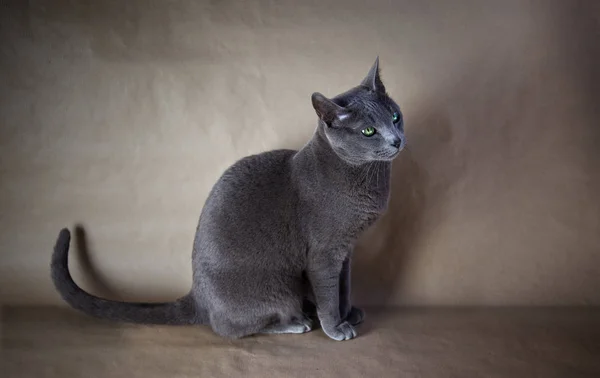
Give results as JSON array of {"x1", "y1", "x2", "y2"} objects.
[{"x1": 311, "y1": 58, "x2": 405, "y2": 164}]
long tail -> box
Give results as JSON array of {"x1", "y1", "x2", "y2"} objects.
[{"x1": 51, "y1": 228, "x2": 203, "y2": 325}]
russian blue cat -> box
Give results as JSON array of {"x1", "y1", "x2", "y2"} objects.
[{"x1": 51, "y1": 58, "x2": 405, "y2": 341}]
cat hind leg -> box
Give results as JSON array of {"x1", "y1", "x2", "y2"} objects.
[
  {"x1": 209, "y1": 312, "x2": 270, "y2": 339},
  {"x1": 209, "y1": 311, "x2": 312, "y2": 338},
  {"x1": 260, "y1": 316, "x2": 313, "y2": 334}
]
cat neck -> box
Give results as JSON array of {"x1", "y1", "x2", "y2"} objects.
[{"x1": 294, "y1": 124, "x2": 392, "y2": 191}]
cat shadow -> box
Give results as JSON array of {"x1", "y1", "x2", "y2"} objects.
[
  {"x1": 352, "y1": 110, "x2": 453, "y2": 310},
  {"x1": 72, "y1": 224, "x2": 122, "y2": 300},
  {"x1": 1, "y1": 305, "x2": 129, "y2": 348},
  {"x1": 561, "y1": 1, "x2": 600, "y2": 198}
]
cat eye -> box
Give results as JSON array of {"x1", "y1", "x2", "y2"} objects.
[
  {"x1": 361, "y1": 127, "x2": 376, "y2": 137},
  {"x1": 392, "y1": 112, "x2": 400, "y2": 124}
]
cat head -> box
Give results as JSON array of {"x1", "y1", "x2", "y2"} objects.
[{"x1": 311, "y1": 57, "x2": 405, "y2": 164}]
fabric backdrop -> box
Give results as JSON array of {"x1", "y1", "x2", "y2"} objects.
[{"x1": 1, "y1": 0, "x2": 598, "y2": 306}]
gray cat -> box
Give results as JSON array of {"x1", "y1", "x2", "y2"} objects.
[{"x1": 51, "y1": 58, "x2": 405, "y2": 341}]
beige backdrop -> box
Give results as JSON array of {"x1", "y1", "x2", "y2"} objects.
[{"x1": 1, "y1": 0, "x2": 598, "y2": 307}]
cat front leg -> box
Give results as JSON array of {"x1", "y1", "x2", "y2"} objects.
[
  {"x1": 339, "y1": 257, "x2": 352, "y2": 319},
  {"x1": 308, "y1": 253, "x2": 357, "y2": 341},
  {"x1": 339, "y1": 257, "x2": 365, "y2": 326}
]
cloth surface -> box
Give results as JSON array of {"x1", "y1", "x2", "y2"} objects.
[
  {"x1": 1, "y1": 1, "x2": 599, "y2": 307},
  {"x1": 2, "y1": 306, "x2": 600, "y2": 378}
]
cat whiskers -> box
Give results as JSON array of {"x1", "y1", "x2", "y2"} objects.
[
  {"x1": 366, "y1": 161, "x2": 380, "y2": 188},
  {"x1": 352, "y1": 162, "x2": 372, "y2": 191},
  {"x1": 355, "y1": 164, "x2": 369, "y2": 189}
]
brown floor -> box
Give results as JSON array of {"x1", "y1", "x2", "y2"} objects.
[{"x1": 2, "y1": 307, "x2": 600, "y2": 378}]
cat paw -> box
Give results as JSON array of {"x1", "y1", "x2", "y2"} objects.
[
  {"x1": 297, "y1": 316, "x2": 314, "y2": 332},
  {"x1": 322, "y1": 321, "x2": 357, "y2": 341},
  {"x1": 283, "y1": 322, "x2": 312, "y2": 334},
  {"x1": 261, "y1": 318, "x2": 313, "y2": 334},
  {"x1": 346, "y1": 307, "x2": 365, "y2": 326}
]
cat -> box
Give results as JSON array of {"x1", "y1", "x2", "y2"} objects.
[{"x1": 51, "y1": 57, "x2": 405, "y2": 341}]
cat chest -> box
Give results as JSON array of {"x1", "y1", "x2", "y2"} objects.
[{"x1": 327, "y1": 189, "x2": 390, "y2": 236}]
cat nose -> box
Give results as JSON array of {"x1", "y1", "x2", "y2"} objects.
[{"x1": 391, "y1": 138, "x2": 401, "y2": 148}]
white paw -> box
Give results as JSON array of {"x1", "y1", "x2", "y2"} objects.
[{"x1": 322, "y1": 321, "x2": 357, "y2": 341}]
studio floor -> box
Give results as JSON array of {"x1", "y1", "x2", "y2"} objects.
[{"x1": 2, "y1": 306, "x2": 599, "y2": 378}]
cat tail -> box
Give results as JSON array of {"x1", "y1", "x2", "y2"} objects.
[{"x1": 51, "y1": 228, "x2": 208, "y2": 326}]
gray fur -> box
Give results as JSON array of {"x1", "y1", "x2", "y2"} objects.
[{"x1": 51, "y1": 57, "x2": 405, "y2": 341}]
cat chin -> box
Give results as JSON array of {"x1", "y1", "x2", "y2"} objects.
[
  {"x1": 375, "y1": 149, "x2": 401, "y2": 161},
  {"x1": 389, "y1": 150, "x2": 401, "y2": 159}
]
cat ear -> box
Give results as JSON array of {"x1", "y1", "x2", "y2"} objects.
[
  {"x1": 311, "y1": 92, "x2": 350, "y2": 126},
  {"x1": 360, "y1": 56, "x2": 386, "y2": 93}
]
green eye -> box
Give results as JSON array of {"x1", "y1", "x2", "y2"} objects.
[
  {"x1": 361, "y1": 127, "x2": 376, "y2": 137},
  {"x1": 392, "y1": 112, "x2": 400, "y2": 123}
]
